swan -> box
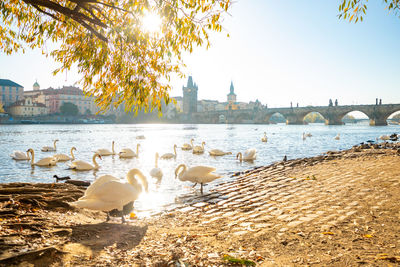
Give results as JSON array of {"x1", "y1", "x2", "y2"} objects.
[
  {"x1": 160, "y1": 144, "x2": 177, "y2": 159},
  {"x1": 305, "y1": 132, "x2": 312, "y2": 137},
  {"x1": 10, "y1": 150, "x2": 30, "y2": 160},
  {"x1": 71, "y1": 168, "x2": 148, "y2": 223},
  {"x1": 27, "y1": 148, "x2": 57, "y2": 167},
  {"x1": 41, "y1": 139, "x2": 59, "y2": 152},
  {"x1": 334, "y1": 133, "x2": 340, "y2": 140},
  {"x1": 379, "y1": 134, "x2": 390, "y2": 140},
  {"x1": 261, "y1": 132, "x2": 268, "y2": 142},
  {"x1": 175, "y1": 164, "x2": 221, "y2": 194},
  {"x1": 182, "y1": 139, "x2": 194, "y2": 150},
  {"x1": 68, "y1": 153, "x2": 102, "y2": 171},
  {"x1": 302, "y1": 132, "x2": 307, "y2": 140},
  {"x1": 53, "y1": 147, "x2": 76, "y2": 161},
  {"x1": 96, "y1": 141, "x2": 116, "y2": 156},
  {"x1": 136, "y1": 135, "x2": 145, "y2": 140},
  {"x1": 193, "y1": 141, "x2": 205, "y2": 154},
  {"x1": 119, "y1": 144, "x2": 140, "y2": 158},
  {"x1": 149, "y1": 152, "x2": 163, "y2": 180},
  {"x1": 209, "y1": 149, "x2": 232, "y2": 156},
  {"x1": 236, "y1": 148, "x2": 257, "y2": 162}
]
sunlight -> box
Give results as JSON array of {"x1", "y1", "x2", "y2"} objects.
[{"x1": 142, "y1": 11, "x2": 162, "y2": 34}]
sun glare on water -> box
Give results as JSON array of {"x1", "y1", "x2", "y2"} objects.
[{"x1": 142, "y1": 11, "x2": 162, "y2": 34}]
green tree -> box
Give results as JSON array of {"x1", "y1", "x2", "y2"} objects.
[
  {"x1": 304, "y1": 112, "x2": 325, "y2": 123},
  {"x1": 0, "y1": 1, "x2": 230, "y2": 113},
  {"x1": 85, "y1": 108, "x2": 92, "y2": 115},
  {"x1": 60, "y1": 102, "x2": 79, "y2": 116},
  {"x1": 338, "y1": 0, "x2": 400, "y2": 22}
]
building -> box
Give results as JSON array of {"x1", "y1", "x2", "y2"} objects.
[
  {"x1": 226, "y1": 81, "x2": 239, "y2": 110},
  {"x1": 182, "y1": 76, "x2": 198, "y2": 114},
  {"x1": 0, "y1": 79, "x2": 24, "y2": 107},
  {"x1": 8, "y1": 96, "x2": 48, "y2": 117}
]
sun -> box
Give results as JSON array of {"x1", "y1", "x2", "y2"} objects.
[{"x1": 142, "y1": 11, "x2": 162, "y2": 34}]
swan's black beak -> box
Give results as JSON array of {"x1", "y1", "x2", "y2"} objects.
[{"x1": 99, "y1": 155, "x2": 103, "y2": 160}]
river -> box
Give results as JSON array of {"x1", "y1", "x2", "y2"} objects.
[{"x1": 1, "y1": 123, "x2": 399, "y2": 216}]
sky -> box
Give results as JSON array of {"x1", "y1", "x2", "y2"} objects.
[{"x1": 0, "y1": 0, "x2": 399, "y2": 108}]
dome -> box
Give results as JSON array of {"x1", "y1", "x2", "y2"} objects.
[{"x1": 33, "y1": 81, "x2": 40, "y2": 90}]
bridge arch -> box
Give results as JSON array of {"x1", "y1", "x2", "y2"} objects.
[
  {"x1": 387, "y1": 110, "x2": 400, "y2": 125},
  {"x1": 268, "y1": 112, "x2": 287, "y2": 124},
  {"x1": 303, "y1": 112, "x2": 326, "y2": 124},
  {"x1": 341, "y1": 111, "x2": 370, "y2": 124}
]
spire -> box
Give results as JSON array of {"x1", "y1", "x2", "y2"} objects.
[
  {"x1": 187, "y1": 76, "x2": 194, "y2": 88},
  {"x1": 230, "y1": 81, "x2": 234, "y2": 94}
]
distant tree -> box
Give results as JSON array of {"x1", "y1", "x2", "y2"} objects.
[
  {"x1": 0, "y1": 102, "x2": 4, "y2": 113},
  {"x1": 342, "y1": 114, "x2": 356, "y2": 123},
  {"x1": 0, "y1": 1, "x2": 231, "y2": 113},
  {"x1": 60, "y1": 102, "x2": 79, "y2": 116},
  {"x1": 304, "y1": 112, "x2": 325, "y2": 123},
  {"x1": 85, "y1": 109, "x2": 92, "y2": 115},
  {"x1": 338, "y1": 0, "x2": 400, "y2": 23}
]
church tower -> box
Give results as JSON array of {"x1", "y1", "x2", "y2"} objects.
[
  {"x1": 227, "y1": 81, "x2": 236, "y2": 105},
  {"x1": 33, "y1": 80, "x2": 40, "y2": 90},
  {"x1": 182, "y1": 76, "x2": 198, "y2": 114}
]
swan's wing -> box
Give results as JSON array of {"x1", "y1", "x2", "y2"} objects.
[
  {"x1": 88, "y1": 181, "x2": 140, "y2": 204},
  {"x1": 11, "y1": 151, "x2": 28, "y2": 159},
  {"x1": 186, "y1": 166, "x2": 216, "y2": 176},
  {"x1": 68, "y1": 160, "x2": 92, "y2": 169},
  {"x1": 84, "y1": 175, "x2": 119, "y2": 197},
  {"x1": 244, "y1": 148, "x2": 257, "y2": 158},
  {"x1": 120, "y1": 148, "x2": 133, "y2": 153},
  {"x1": 150, "y1": 168, "x2": 163, "y2": 178}
]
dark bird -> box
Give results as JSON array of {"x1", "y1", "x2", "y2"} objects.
[
  {"x1": 283, "y1": 155, "x2": 287, "y2": 162},
  {"x1": 53, "y1": 175, "x2": 71, "y2": 182}
]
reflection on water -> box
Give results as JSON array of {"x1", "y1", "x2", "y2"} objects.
[{"x1": 1, "y1": 123, "x2": 399, "y2": 216}]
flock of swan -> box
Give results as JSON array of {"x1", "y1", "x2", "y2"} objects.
[{"x1": 9, "y1": 134, "x2": 265, "y2": 222}]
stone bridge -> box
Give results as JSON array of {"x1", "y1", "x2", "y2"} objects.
[{"x1": 191, "y1": 104, "x2": 400, "y2": 125}]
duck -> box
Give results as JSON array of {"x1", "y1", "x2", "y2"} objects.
[
  {"x1": 53, "y1": 147, "x2": 76, "y2": 161},
  {"x1": 261, "y1": 132, "x2": 268, "y2": 142},
  {"x1": 334, "y1": 133, "x2": 340, "y2": 140},
  {"x1": 175, "y1": 164, "x2": 221, "y2": 194},
  {"x1": 182, "y1": 139, "x2": 194, "y2": 150},
  {"x1": 10, "y1": 150, "x2": 30, "y2": 160},
  {"x1": 379, "y1": 134, "x2": 390, "y2": 141},
  {"x1": 119, "y1": 144, "x2": 140, "y2": 158},
  {"x1": 209, "y1": 149, "x2": 232, "y2": 156},
  {"x1": 236, "y1": 148, "x2": 257, "y2": 162},
  {"x1": 305, "y1": 132, "x2": 312, "y2": 137},
  {"x1": 149, "y1": 152, "x2": 163, "y2": 181},
  {"x1": 68, "y1": 153, "x2": 102, "y2": 171},
  {"x1": 160, "y1": 144, "x2": 177, "y2": 159},
  {"x1": 96, "y1": 141, "x2": 116, "y2": 156},
  {"x1": 53, "y1": 175, "x2": 71, "y2": 182},
  {"x1": 193, "y1": 141, "x2": 205, "y2": 154},
  {"x1": 71, "y1": 168, "x2": 148, "y2": 223},
  {"x1": 41, "y1": 139, "x2": 59, "y2": 152},
  {"x1": 27, "y1": 148, "x2": 57, "y2": 167}
]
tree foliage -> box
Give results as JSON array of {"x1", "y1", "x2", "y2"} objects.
[
  {"x1": 60, "y1": 102, "x2": 79, "y2": 115},
  {"x1": 0, "y1": 0, "x2": 231, "y2": 113},
  {"x1": 338, "y1": 0, "x2": 400, "y2": 23},
  {"x1": 0, "y1": 102, "x2": 4, "y2": 113}
]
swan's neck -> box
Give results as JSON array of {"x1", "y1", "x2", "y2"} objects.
[
  {"x1": 70, "y1": 148, "x2": 75, "y2": 160},
  {"x1": 53, "y1": 141, "x2": 57, "y2": 150},
  {"x1": 237, "y1": 152, "x2": 243, "y2": 162},
  {"x1": 127, "y1": 170, "x2": 148, "y2": 192},
  {"x1": 155, "y1": 154, "x2": 159, "y2": 168},
  {"x1": 136, "y1": 144, "x2": 139, "y2": 156},
  {"x1": 201, "y1": 142, "x2": 204, "y2": 149},
  {"x1": 92, "y1": 154, "x2": 99, "y2": 167},
  {"x1": 191, "y1": 139, "x2": 194, "y2": 147},
  {"x1": 30, "y1": 150, "x2": 35, "y2": 165},
  {"x1": 173, "y1": 145, "x2": 177, "y2": 156},
  {"x1": 112, "y1": 142, "x2": 115, "y2": 154}
]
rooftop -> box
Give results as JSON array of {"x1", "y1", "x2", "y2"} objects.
[{"x1": 0, "y1": 79, "x2": 23, "y2": 88}]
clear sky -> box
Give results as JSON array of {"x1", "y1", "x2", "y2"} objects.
[{"x1": 0, "y1": 1, "x2": 399, "y2": 108}]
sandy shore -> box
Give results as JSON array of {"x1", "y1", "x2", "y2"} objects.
[{"x1": 1, "y1": 142, "x2": 400, "y2": 266}]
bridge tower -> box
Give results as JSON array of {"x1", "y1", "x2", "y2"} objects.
[{"x1": 182, "y1": 76, "x2": 198, "y2": 114}]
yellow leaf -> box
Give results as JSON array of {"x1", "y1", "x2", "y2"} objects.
[
  {"x1": 364, "y1": 234, "x2": 373, "y2": 238},
  {"x1": 322, "y1": 232, "x2": 335, "y2": 235},
  {"x1": 129, "y1": 212, "x2": 137, "y2": 219}
]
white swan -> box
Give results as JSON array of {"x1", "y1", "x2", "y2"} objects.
[
  {"x1": 71, "y1": 168, "x2": 148, "y2": 223},
  {"x1": 182, "y1": 139, "x2": 194, "y2": 150},
  {"x1": 10, "y1": 151, "x2": 30, "y2": 160},
  {"x1": 53, "y1": 147, "x2": 76, "y2": 161},
  {"x1": 96, "y1": 141, "x2": 116, "y2": 156},
  {"x1": 41, "y1": 139, "x2": 59, "y2": 152},
  {"x1": 261, "y1": 132, "x2": 268, "y2": 142},
  {"x1": 119, "y1": 144, "x2": 140, "y2": 158},
  {"x1": 236, "y1": 148, "x2": 257, "y2": 162},
  {"x1": 379, "y1": 134, "x2": 390, "y2": 140},
  {"x1": 209, "y1": 149, "x2": 232, "y2": 156},
  {"x1": 68, "y1": 153, "x2": 102, "y2": 171},
  {"x1": 160, "y1": 144, "x2": 177, "y2": 159},
  {"x1": 193, "y1": 141, "x2": 205, "y2": 154},
  {"x1": 302, "y1": 132, "x2": 307, "y2": 140},
  {"x1": 175, "y1": 164, "x2": 221, "y2": 194},
  {"x1": 334, "y1": 133, "x2": 340, "y2": 140},
  {"x1": 149, "y1": 152, "x2": 163, "y2": 180},
  {"x1": 27, "y1": 148, "x2": 57, "y2": 167}
]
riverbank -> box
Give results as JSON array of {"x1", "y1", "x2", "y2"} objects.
[{"x1": 1, "y1": 142, "x2": 400, "y2": 266}]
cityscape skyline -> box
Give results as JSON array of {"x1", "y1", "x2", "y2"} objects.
[{"x1": 0, "y1": 1, "x2": 399, "y2": 108}]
